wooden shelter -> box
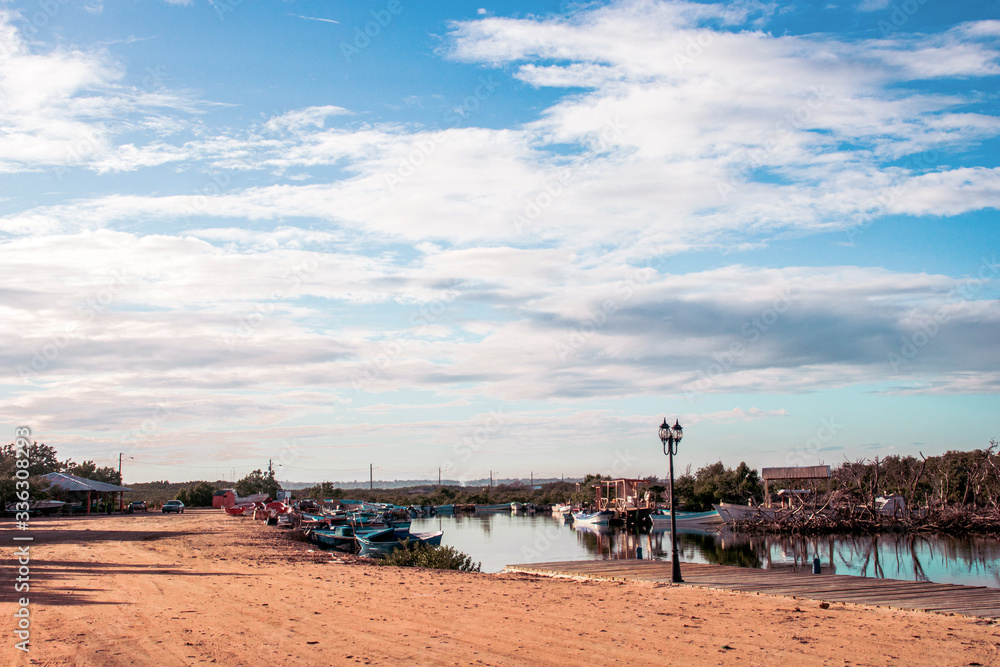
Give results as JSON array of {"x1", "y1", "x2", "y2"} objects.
[
  {"x1": 212, "y1": 489, "x2": 236, "y2": 508},
  {"x1": 594, "y1": 478, "x2": 654, "y2": 526},
  {"x1": 760, "y1": 465, "x2": 831, "y2": 508},
  {"x1": 42, "y1": 472, "x2": 132, "y2": 514}
]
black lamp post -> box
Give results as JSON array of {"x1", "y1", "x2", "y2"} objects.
[{"x1": 658, "y1": 417, "x2": 684, "y2": 583}]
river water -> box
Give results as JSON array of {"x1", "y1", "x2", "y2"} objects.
[{"x1": 409, "y1": 512, "x2": 1000, "y2": 588}]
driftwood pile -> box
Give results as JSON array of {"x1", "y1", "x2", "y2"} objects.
[{"x1": 731, "y1": 506, "x2": 1000, "y2": 537}]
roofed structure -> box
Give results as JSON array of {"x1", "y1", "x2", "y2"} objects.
[
  {"x1": 43, "y1": 472, "x2": 132, "y2": 493},
  {"x1": 761, "y1": 465, "x2": 831, "y2": 480},
  {"x1": 42, "y1": 472, "x2": 132, "y2": 514},
  {"x1": 760, "y1": 465, "x2": 831, "y2": 508}
]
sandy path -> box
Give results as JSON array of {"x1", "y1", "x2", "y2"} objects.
[{"x1": 2, "y1": 509, "x2": 999, "y2": 666}]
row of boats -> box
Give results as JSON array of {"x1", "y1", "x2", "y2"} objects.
[
  {"x1": 223, "y1": 496, "x2": 876, "y2": 558},
  {"x1": 561, "y1": 504, "x2": 725, "y2": 527}
]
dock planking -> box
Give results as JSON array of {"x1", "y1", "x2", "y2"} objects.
[{"x1": 504, "y1": 560, "x2": 1000, "y2": 619}]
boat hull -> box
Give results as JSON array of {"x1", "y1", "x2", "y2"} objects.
[
  {"x1": 571, "y1": 510, "x2": 615, "y2": 525},
  {"x1": 650, "y1": 509, "x2": 723, "y2": 526}
]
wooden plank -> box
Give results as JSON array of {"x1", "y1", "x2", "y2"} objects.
[{"x1": 505, "y1": 559, "x2": 1000, "y2": 619}]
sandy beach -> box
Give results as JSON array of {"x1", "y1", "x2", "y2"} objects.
[{"x1": 2, "y1": 509, "x2": 998, "y2": 666}]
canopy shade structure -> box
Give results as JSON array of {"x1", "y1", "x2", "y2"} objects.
[
  {"x1": 42, "y1": 472, "x2": 133, "y2": 515},
  {"x1": 42, "y1": 472, "x2": 132, "y2": 493}
]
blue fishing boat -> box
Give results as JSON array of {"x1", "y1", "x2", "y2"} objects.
[
  {"x1": 355, "y1": 528, "x2": 444, "y2": 558},
  {"x1": 309, "y1": 525, "x2": 359, "y2": 552},
  {"x1": 571, "y1": 510, "x2": 615, "y2": 525}
]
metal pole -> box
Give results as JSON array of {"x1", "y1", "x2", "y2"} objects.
[
  {"x1": 370, "y1": 463, "x2": 373, "y2": 491},
  {"x1": 668, "y1": 441, "x2": 683, "y2": 583}
]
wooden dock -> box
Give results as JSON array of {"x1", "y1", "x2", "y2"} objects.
[{"x1": 504, "y1": 560, "x2": 1000, "y2": 619}]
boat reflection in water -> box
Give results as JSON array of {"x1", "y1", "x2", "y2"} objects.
[
  {"x1": 575, "y1": 522, "x2": 1000, "y2": 588},
  {"x1": 410, "y1": 513, "x2": 1000, "y2": 587}
]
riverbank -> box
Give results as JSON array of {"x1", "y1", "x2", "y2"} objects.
[{"x1": 2, "y1": 510, "x2": 998, "y2": 666}]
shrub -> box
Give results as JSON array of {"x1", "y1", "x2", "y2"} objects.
[{"x1": 380, "y1": 543, "x2": 481, "y2": 572}]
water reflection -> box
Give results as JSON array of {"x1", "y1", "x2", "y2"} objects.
[{"x1": 409, "y1": 513, "x2": 1000, "y2": 588}]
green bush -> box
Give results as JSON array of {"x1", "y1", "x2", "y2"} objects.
[{"x1": 379, "y1": 543, "x2": 481, "y2": 572}]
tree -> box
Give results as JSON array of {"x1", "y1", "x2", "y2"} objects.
[
  {"x1": 0, "y1": 442, "x2": 62, "y2": 477},
  {"x1": 0, "y1": 442, "x2": 64, "y2": 508},
  {"x1": 64, "y1": 460, "x2": 122, "y2": 485},
  {"x1": 177, "y1": 482, "x2": 217, "y2": 507},
  {"x1": 235, "y1": 468, "x2": 280, "y2": 499}
]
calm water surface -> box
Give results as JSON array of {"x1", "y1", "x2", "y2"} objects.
[{"x1": 409, "y1": 512, "x2": 1000, "y2": 588}]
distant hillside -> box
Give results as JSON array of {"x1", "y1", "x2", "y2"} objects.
[
  {"x1": 125, "y1": 480, "x2": 232, "y2": 507},
  {"x1": 277, "y1": 478, "x2": 579, "y2": 490}
]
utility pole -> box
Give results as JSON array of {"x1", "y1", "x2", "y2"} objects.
[
  {"x1": 438, "y1": 467, "x2": 441, "y2": 487},
  {"x1": 370, "y1": 463, "x2": 373, "y2": 491},
  {"x1": 490, "y1": 470, "x2": 493, "y2": 488},
  {"x1": 118, "y1": 453, "x2": 123, "y2": 481},
  {"x1": 530, "y1": 471, "x2": 533, "y2": 489}
]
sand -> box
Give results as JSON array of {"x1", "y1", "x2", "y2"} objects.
[{"x1": 1, "y1": 509, "x2": 998, "y2": 666}]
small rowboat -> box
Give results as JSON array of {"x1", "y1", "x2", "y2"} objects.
[
  {"x1": 571, "y1": 510, "x2": 615, "y2": 525},
  {"x1": 355, "y1": 528, "x2": 444, "y2": 558},
  {"x1": 650, "y1": 509, "x2": 723, "y2": 526},
  {"x1": 224, "y1": 503, "x2": 256, "y2": 516}
]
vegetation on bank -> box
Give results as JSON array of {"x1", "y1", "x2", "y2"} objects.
[
  {"x1": 379, "y1": 543, "x2": 481, "y2": 572},
  {"x1": 5, "y1": 440, "x2": 1000, "y2": 537}
]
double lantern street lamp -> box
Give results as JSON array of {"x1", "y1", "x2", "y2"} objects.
[{"x1": 658, "y1": 418, "x2": 684, "y2": 583}]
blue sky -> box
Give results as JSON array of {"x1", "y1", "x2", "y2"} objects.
[{"x1": 1, "y1": 0, "x2": 998, "y2": 486}]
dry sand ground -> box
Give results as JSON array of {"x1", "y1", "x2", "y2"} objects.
[{"x1": 1, "y1": 509, "x2": 999, "y2": 666}]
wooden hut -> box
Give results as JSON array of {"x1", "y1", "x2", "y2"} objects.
[{"x1": 212, "y1": 489, "x2": 236, "y2": 508}]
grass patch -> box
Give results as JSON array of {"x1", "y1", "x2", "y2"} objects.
[{"x1": 379, "y1": 543, "x2": 481, "y2": 572}]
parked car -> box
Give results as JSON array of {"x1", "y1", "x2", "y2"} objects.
[
  {"x1": 126, "y1": 500, "x2": 147, "y2": 513},
  {"x1": 162, "y1": 500, "x2": 185, "y2": 514}
]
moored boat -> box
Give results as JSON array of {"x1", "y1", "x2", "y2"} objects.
[
  {"x1": 650, "y1": 509, "x2": 723, "y2": 526},
  {"x1": 474, "y1": 504, "x2": 511, "y2": 513},
  {"x1": 355, "y1": 528, "x2": 445, "y2": 557},
  {"x1": 571, "y1": 510, "x2": 615, "y2": 525}
]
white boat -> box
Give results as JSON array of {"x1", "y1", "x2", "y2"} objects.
[
  {"x1": 650, "y1": 509, "x2": 723, "y2": 526},
  {"x1": 571, "y1": 510, "x2": 615, "y2": 525}
]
